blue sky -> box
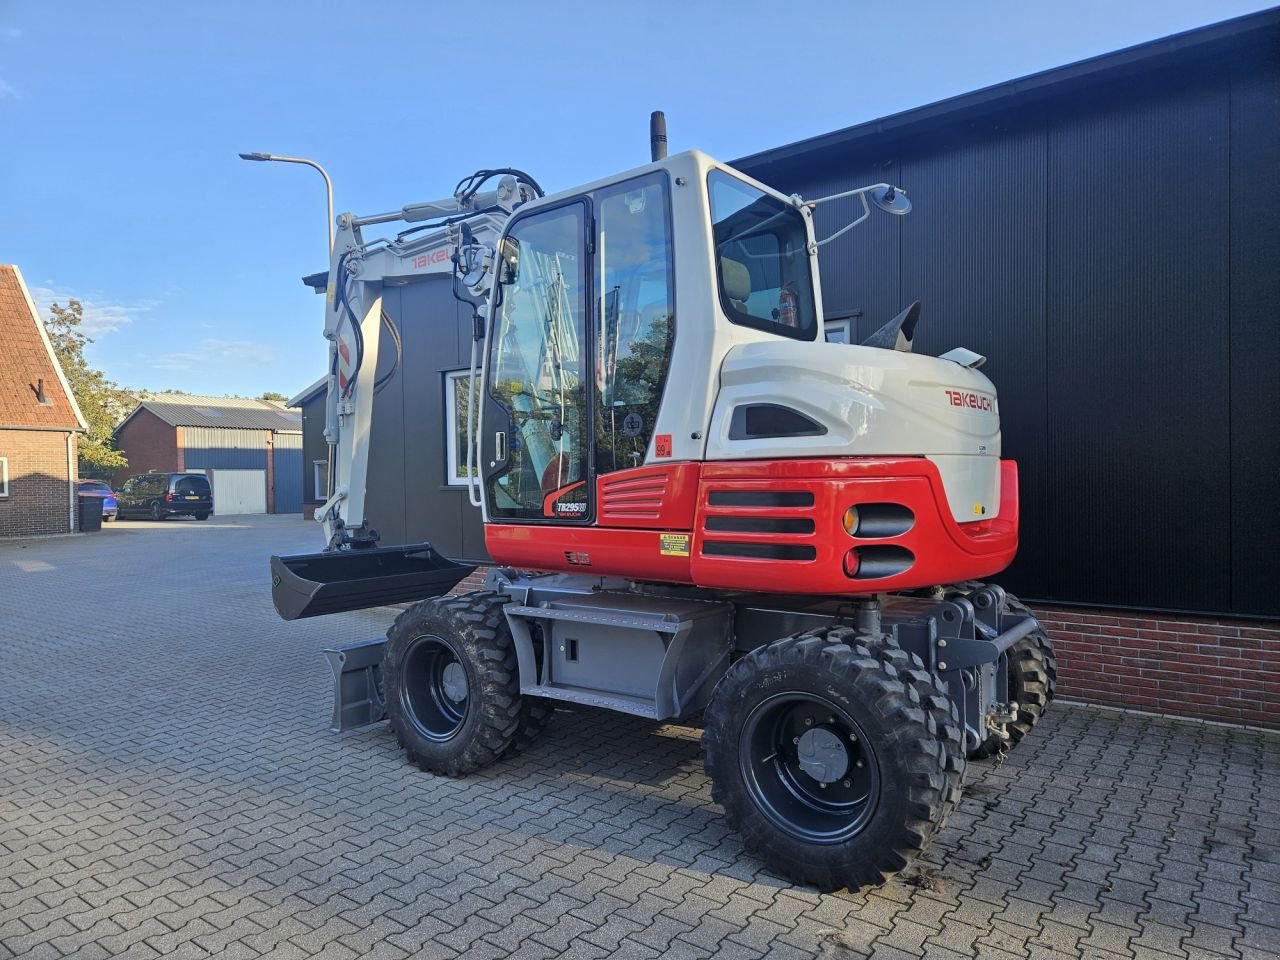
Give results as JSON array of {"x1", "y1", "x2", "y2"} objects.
[{"x1": 0, "y1": 0, "x2": 1272, "y2": 400}]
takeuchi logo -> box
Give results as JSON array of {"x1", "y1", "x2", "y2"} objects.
[{"x1": 944, "y1": 389, "x2": 993, "y2": 412}]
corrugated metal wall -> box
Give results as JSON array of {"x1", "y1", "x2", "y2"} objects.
[
  {"x1": 272, "y1": 432, "x2": 303, "y2": 514},
  {"x1": 738, "y1": 51, "x2": 1280, "y2": 617},
  {"x1": 182, "y1": 427, "x2": 269, "y2": 471}
]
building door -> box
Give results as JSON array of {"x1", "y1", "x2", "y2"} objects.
[{"x1": 211, "y1": 469, "x2": 267, "y2": 515}]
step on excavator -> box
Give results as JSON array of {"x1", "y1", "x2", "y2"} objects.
[{"x1": 269, "y1": 114, "x2": 1057, "y2": 891}]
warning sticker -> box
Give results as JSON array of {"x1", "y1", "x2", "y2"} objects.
[{"x1": 659, "y1": 533, "x2": 690, "y2": 557}]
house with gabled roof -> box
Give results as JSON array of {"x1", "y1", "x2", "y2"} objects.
[
  {"x1": 0, "y1": 265, "x2": 87, "y2": 537},
  {"x1": 113, "y1": 394, "x2": 303, "y2": 514}
]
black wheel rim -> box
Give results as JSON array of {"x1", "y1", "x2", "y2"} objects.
[
  {"x1": 739, "y1": 692, "x2": 880, "y2": 844},
  {"x1": 400, "y1": 635, "x2": 469, "y2": 742}
]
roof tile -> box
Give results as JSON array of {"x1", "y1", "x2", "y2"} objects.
[{"x1": 0, "y1": 265, "x2": 82, "y2": 430}]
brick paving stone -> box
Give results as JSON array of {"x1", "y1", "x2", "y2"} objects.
[{"x1": 3, "y1": 517, "x2": 1279, "y2": 960}]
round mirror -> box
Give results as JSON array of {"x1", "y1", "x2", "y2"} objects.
[{"x1": 870, "y1": 185, "x2": 912, "y2": 215}]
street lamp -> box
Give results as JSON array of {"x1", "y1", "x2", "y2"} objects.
[{"x1": 238, "y1": 152, "x2": 335, "y2": 253}]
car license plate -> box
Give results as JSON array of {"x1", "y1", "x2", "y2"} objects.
[{"x1": 186, "y1": 495, "x2": 200, "y2": 499}]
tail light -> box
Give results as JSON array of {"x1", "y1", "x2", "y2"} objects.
[
  {"x1": 842, "y1": 548, "x2": 860, "y2": 577},
  {"x1": 164, "y1": 492, "x2": 173, "y2": 502}
]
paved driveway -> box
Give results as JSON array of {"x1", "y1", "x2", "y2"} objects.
[{"x1": 1, "y1": 516, "x2": 1278, "y2": 960}]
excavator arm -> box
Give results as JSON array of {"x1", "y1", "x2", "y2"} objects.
[
  {"x1": 314, "y1": 174, "x2": 540, "y2": 551},
  {"x1": 272, "y1": 171, "x2": 541, "y2": 621}
]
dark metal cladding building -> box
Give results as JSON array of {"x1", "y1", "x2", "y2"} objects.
[
  {"x1": 295, "y1": 10, "x2": 1280, "y2": 726},
  {"x1": 730, "y1": 10, "x2": 1280, "y2": 620}
]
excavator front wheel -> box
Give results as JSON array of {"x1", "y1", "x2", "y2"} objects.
[
  {"x1": 384, "y1": 592, "x2": 537, "y2": 777},
  {"x1": 702, "y1": 629, "x2": 953, "y2": 891}
]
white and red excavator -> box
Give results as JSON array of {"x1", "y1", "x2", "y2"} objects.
[{"x1": 269, "y1": 114, "x2": 1056, "y2": 891}]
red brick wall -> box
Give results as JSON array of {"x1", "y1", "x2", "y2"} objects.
[
  {"x1": 1033, "y1": 605, "x2": 1279, "y2": 729},
  {"x1": 448, "y1": 567, "x2": 493, "y2": 596},
  {"x1": 0, "y1": 428, "x2": 75, "y2": 537},
  {"x1": 113, "y1": 409, "x2": 178, "y2": 486}
]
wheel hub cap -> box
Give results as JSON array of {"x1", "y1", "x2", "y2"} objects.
[
  {"x1": 796, "y1": 727, "x2": 849, "y2": 783},
  {"x1": 441, "y1": 662, "x2": 468, "y2": 702}
]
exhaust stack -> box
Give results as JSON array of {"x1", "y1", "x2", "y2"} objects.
[{"x1": 650, "y1": 111, "x2": 667, "y2": 161}]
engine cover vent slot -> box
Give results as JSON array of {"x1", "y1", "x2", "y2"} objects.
[
  {"x1": 728, "y1": 403, "x2": 827, "y2": 440},
  {"x1": 704, "y1": 515, "x2": 816, "y2": 534},
  {"x1": 707, "y1": 490, "x2": 814, "y2": 508},
  {"x1": 702, "y1": 541, "x2": 817, "y2": 561}
]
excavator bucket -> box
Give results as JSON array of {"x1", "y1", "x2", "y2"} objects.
[{"x1": 270, "y1": 542, "x2": 475, "y2": 620}]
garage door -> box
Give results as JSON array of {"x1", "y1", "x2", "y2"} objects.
[{"x1": 211, "y1": 469, "x2": 267, "y2": 515}]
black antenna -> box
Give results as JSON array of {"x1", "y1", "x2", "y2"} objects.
[{"x1": 650, "y1": 111, "x2": 667, "y2": 161}]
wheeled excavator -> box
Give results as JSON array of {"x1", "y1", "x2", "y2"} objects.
[{"x1": 268, "y1": 115, "x2": 1057, "y2": 890}]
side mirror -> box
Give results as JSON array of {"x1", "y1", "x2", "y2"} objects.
[
  {"x1": 498, "y1": 236, "x2": 519, "y2": 285},
  {"x1": 869, "y1": 185, "x2": 912, "y2": 216}
]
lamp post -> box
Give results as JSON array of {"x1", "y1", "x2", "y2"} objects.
[{"x1": 238, "y1": 152, "x2": 335, "y2": 253}]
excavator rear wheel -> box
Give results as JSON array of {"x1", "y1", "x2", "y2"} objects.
[
  {"x1": 702, "y1": 629, "x2": 952, "y2": 891},
  {"x1": 384, "y1": 591, "x2": 533, "y2": 777}
]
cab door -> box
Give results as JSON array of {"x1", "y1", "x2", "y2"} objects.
[{"x1": 481, "y1": 201, "x2": 592, "y2": 523}]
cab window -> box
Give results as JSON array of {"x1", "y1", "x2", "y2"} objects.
[
  {"x1": 708, "y1": 170, "x2": 817, "y2": 341},
  {"x1": 486, "y1": 202, "x2": 589, "y2": 521},
  {"x1": 594, "y1": 172, "x2": 674, "y2": 476}
]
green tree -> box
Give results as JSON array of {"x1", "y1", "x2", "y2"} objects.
[
  {"x1": 259, "y1": 391, "x2": 288, "y2": 402},
  {"x1": 43, "y1": 300, "x2": 130, "y2": 473}
]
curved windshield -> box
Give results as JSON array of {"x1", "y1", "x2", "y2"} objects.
[{"x1": 708, "y1": 170, "x2": 817, "y2": 341}]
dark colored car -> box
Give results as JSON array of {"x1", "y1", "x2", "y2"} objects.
[
  {"x1": 77, "y1": 480, "x2": 118, "y2": 521},
  {"x1": 116, "y1": 472, "x2": 213, "y2": 521}
]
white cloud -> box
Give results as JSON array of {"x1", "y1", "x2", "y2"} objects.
[
  {"x1": 141, "y1": 339, "x2": 277, "y2": 373},
  {"x1": 0, "y1": 76, "x2": 19, "y2": 100},
  {"x1": 29, "y1": 284, "x2": 157, "y2": 338}
]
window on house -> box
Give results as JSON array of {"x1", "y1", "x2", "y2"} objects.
[
  {"x1": 0, "y1": 457, "x2": 7, "y2": 497},
  {"x1": 444, "y1": 370, "x2": 475, "y2": 487},
  {"x1": 313, "y1": 460, "x2": 329, "y2": 501}
]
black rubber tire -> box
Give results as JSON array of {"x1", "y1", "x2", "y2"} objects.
[
  {"x1": 385, "y1": 591, "x2": 528, "y2": 776},
  {"x1": 504, "y1": 698, "x2": 553, "y2": 758},
  {"x1": 702, "y1": 629, "x2": 950, "y2": 892},
  {"x1": 150, "y1": 502, "x2": 164, "y2": 521},
  {"x1": 970, "y1": 606, "x2": 1057, "y2": 759},
  {"x1": 195, "y1": 513, "x2": 209, "y2": 521},
  {"x1": 860, "y1": 632, "x2": 966, "y2": 833}
]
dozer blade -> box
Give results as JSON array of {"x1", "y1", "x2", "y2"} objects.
[{"x1": 270, "y1": 542, "x2": 475, "y2": 620}]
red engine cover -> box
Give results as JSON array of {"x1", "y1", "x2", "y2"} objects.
[{"x1": 484, "y1": 458, "x2": 1019, "y2": 595}]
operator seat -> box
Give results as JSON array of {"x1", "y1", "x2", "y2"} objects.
[{"x1": 720, "y1": 256, "x2": 751, "y2": 315}]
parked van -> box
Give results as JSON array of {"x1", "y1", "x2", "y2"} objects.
[{"x1": 117, "y1": 473, "x2": 213, "y2": 521}]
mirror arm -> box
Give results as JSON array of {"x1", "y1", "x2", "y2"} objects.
[
  {"x1": 808, "y1": 182, "x2": 893, "y2": 207},
  {"x1": 810, "y1": 192, "x2": 872, "y2": 250}
]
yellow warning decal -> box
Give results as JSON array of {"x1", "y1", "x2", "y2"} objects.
[
  {"x1": 973, "y1": 503, "x2": 986, "y2": 516},
  {"x1": 659, "y1": 533, "x2": 690, "y2": 557}
]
